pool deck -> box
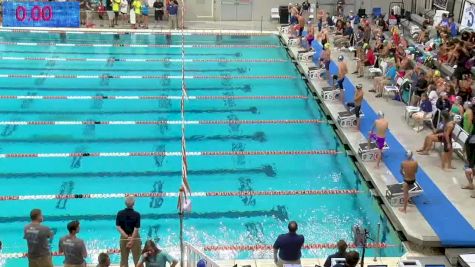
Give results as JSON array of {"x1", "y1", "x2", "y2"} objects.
[{"x1": 280, "y1": 32, "x2": 475, "y2": 250}]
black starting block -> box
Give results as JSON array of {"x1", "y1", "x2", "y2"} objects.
[
  {"x1": 308, "y1": 65, "x2": 324, "y2": 80},
  {"x1": 337, "y1": 105, "x2": 364, "y2": 128},
  {"x1": 288, "y1": 37, "x2": 302, "y2": 46},
  {"x1": 386, "y1": 182, "x2": 423, "y2": 206},
  {"x1": 357, "y1": 142, "x2": 389, "y2": 161}
]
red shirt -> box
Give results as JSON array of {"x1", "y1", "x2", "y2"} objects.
[{"x1": 366, "y1": 49, "x2": 375, "y2": 65}]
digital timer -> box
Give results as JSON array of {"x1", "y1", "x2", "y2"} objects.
[{"x1": 2, "y1": 1, "x2": 80, "y2": 27}]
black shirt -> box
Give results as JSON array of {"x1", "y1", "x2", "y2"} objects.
[
  {"x1": 324, "y1": 252, "x2": 348, "y2": 267},
  {"x1": 273, "y1": 232, "x2": 304, "y2": 261},
  {"x1": 106, "y1": 0, "x2": 112, "y2": 11},
  {"x1": 116, "y1": 208, "x2": 141, "y2": 236}
]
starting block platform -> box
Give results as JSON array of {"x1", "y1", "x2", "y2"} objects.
[
  {"x1": 297, "y1": 50, "x2": 315, "y2": 62},
  {"x1": 321, "y1": 86, "x2": 339, "y2": 101},
  {"x1": 386, "y1": 182, "x2": 423, "y2": 207},
  {"x1": 308, "y1": 65, "x2": 325, "y2": 80},
  {"x1": 337, "y1": 108, "x2": 363, "y2": 128},
  {"x1": 288, "y1": 37, "x2": 302, "y2": 47},
  {"x1": 279, "y1": 25, "x2": 290, "y2": 34},
  {"x1": 357, "y1": 142, "x2": 390, "y2": 161}
]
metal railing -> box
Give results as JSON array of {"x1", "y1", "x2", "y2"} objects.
[{"x1": 184, "y1": 242, "x2": 221, "y2": 267}]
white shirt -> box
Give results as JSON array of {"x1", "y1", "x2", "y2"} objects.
[{"x1": 428, "y1": 90, "x2": 438, "y2": 114}]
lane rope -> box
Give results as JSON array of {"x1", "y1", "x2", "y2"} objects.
[
  {"x1": 0, "y1": 56, "x2": 287, "y2": 63},
  {"x1": 0, "y1": 74, "x2": 296, "y2": 80},
  {"x1": 0, "y1": 119, "x2": 325, "y2": 126},
  {"x1": 0, "y1": 149, "x2": 340, "y2": 158},
  {"x1": 0, "y1": 28, "x2": 275, "y2": 36},
  {"x1": 0, "y1": 95, "x2": 308, "y2": 100},
  {"x1": 0, "y1": 243, "x2": 394, "y2": 259},
  {"x1": 0, "y1": 41, "x2": 279, "y2": 49},
  {"x1": 0, "y1": 189, "x2": 360, "y2": 201}
]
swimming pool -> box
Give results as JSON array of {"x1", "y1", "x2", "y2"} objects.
[{"x1": 0, "y1": 30, "x2": 404, "y2": 266}]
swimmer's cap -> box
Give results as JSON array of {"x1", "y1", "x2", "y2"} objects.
[
  {"x1": 454, "y1": 115, "x2": 462, "y2": 122},
  {"x1": 356, "y1": 84, "x2": 363, "y2": 89},
  {"x1": 377, "y1": 111, "x2": 384, "y2": 117},
  {"x1": 324, "y1": 43, "x2": 331, "y2": 49},
  {"x1": 338, "y1": 55, "x2": 344, "y2": 61},
  {"x1": 406, "y1": 150, "x2": 413, "y2": 159},
  {"x1": 434, "y1": 70, "x2": 441, "y2": 77}
]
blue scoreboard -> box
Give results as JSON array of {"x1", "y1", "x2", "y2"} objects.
[{"x1": 2, "y1": 1, "x2": 80, "y2": 28}]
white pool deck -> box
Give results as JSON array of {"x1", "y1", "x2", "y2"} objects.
[{"x1": 280, "y1": 29, "x2": 475, "y2": 259}]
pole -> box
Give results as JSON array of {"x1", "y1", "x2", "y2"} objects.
[
  {"x1": 374, "y1": 223, "x2": 381, "y2": 261},
  {"x1": 180, "y1": 212, "x2": 184, "y2": 267},
  {"x1": 360, "y1": 229, "x2": 368, "y2": 267}
]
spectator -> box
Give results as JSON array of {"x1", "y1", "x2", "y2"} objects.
[
  {"x1": 412, "y1": 93, "x2": 432, "y2": 129},
  {"x1": 58, "y1": 220, "x2": 87, "y2": 267},
  {"x1": 334, "y1": 21, "x2": 353, "y2": 49},
  {"x1": 137, "y1": 240, "x2": 178, "y2": 267},
  {"x1": 167, "y1": 0, "x2": 178, "y2": 29},
  {"x1": 130, "y1": 0, "x2": 137, "y2": 29},
  {"x1": 323, "y1": 240, "x2": 348, "y2": 267},
  {"x1": 132, "y1": 0, "x2": 142, "y2": 28},
  {"x1": 116, "y1": 196, "x2": 141, "y2": 267},
  {"x1": 399, "y1": 151, "x2": 418, "y2": 213},
  {"x1": 428, "y1": 85, "x2": 439, "y2": 115},
  {"x1": 333, "y1": 251, "x2": 360, "y2": 267},
  {"x1": 273, "y1": 221, "x2": 304, "y2": 267},
  {"x1": 463, "y1": 101, "x2": 473, "y2": 133},
  {"x1": 372, "y1": 60, "x2": 396, "y2": 98},
  {"x1": 97, "y1": 253, "x2": 111, "y2": 267},
  {"x1": 120, "y1": 0, "x2": 129, "y2": 24},
  {"x1": 436, "y1": 92, "x2": 452, "y2": 114},
  {"x1": 459, "y1": 74, "x2": 473, "y2": 102},
  {"x1": 153, "y1": 0, "x2": 164, "y2": 22},
  {"x1": 142, "y1": 0, "x2": 149, "y2": 28},
  {"x1": 98, "y1": 0, "x2": 106, "y2": 20},
  {"x1": 106, "y1": 0, "x2": 115, "y2": 27},
  {"x1": 353, "y1": 84, "x2": 364, "y2": 130},
  {"x1": 450, "y1": 96, "x2": 464, "y2": 118},
  {"x1": 441, "y1": 112, "x2": 458, "y2": 170},
  {"x1": 356, "y1": 43, "x2": 375, "y2": 77},
  {"x1": 112, "y1": 0, "x2": 121, "y2": 26},
  {"x1": 411, "y1": 70, "x2": 428, "y2": 106},
  {"x1": 24, "y1": 209, "x2": 54, "y2": 267},
  {"x1": 464, "y1": 132, "x2": 475, "y2": 196}
]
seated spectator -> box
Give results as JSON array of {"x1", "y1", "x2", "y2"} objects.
[
  {"x1": 334, "y1": 21, "x2": 353, "y2": 49},
  {"x1": 412, "y1": 93, "x2": 433, "y2": 125},
  {"x1": 428, "y1": 85, "x2": 439, "y2": 113},
  {"x1": 97, "y1": 253, "x2": 110, "y2": 267},
  {"x1": 355, "y1": 43, "x2": 375, "y2": 77},
  {"x1": 137, "y1": 240, "x2": 178, "y2": 267},
  {"x1": 450, "y1": 96, "x2": 464, "y2": 118},
  {"x1": 372, "y1": 60, "x2": 397, "y2": 97},
  {"x1": 436, "y1": 92, "x2": 452, "y2": 114},
  {"x1": 417, "y1": 112, "x2": 450, "y2": 155},
  {"x1": 273, "y1": 221, "x2": 305, "y2": 267},
  {"x1": 459, "y1": 74, "x2": 473, "y2": 102},
  {"x1": 411, "y1": 69, "x2": 428, "y2": 106},
  {"x1": 334, "y1": 251, "x2": 360, "y2": 267},
  {"x1": 463, "y1": 101, "x2": 473, "y2": 133},
  {"x1": 323, "y1": 240, "x2": 348, "y2": 267}
]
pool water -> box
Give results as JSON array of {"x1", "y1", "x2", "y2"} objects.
[{"x1": 0, "y1": 32, "x2": 404, "y2": 266}]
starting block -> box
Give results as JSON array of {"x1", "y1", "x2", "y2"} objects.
[
  {"x1": 297, "y1": 51, "x2": 315, "y2": 62},
  {"x1": 288, "y1": 37, "x2": 302, "y2": 46},
  {"x1": 279, "y1": 25, "x2": 290, "y2": 34},
  {"x1": 357, "y1": 142, "x2": 389, "y2": 161},
  {"x1": 321, "y1": 86, "x2": 339, "y2": 101},
  {"x1": 337, "y1": 107, "x2": 363, "y2": 128},
  {"x1": 386, "y1": 183, "x2": 423, "y2": 206},
  {"x1": 308, "y1": 65, "x2": 324, "y2": 80}
]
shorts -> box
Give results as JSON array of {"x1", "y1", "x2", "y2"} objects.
[
  {"x1": 324, "y1": 61, "x2": 330, "y2": 70},
  {"x1": 354, "y1": 105, "x2": 361, "y2": 118},
  {"x1": 404, "y1": 179, "x2": 416, "y2": 185},
  {"x1": 369, "y1": 132, "x2": 385, "y2": 150},
  {"x1": 337, "y1": 78, "x2": 345, "y2": 90},
  {"x1": 439, "y1": 135, "x2": 452, "y2": 152},
  {"x1": 114, "y1": 11, "x2": 119, "y2": 18},
  {"x1": 107, "y1": 11, "x2": 115, "y2": 20}
]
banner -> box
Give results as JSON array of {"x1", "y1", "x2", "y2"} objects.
[
  {"x1": 2, "y1": 1, "x2": 80, "y2": 27},
  {"x1": 461, "y1": 0, "x2": 475, "y2": 31}
]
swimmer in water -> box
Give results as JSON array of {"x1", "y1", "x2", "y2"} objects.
[
  {"x1": 368, "y1": 111, "x2": 389, "y2": 168},
  {"x1": 399, "y1": 151, "x2": 418, "y2": 213}
]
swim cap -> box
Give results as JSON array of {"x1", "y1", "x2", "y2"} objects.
[
  {"x1": 434, "y1": 70, "x2": 441, "y2": 77},
  {"x1": 324, "y1": 43, "x2": 331, "y2": 49},
  {"x1": 377, "y1": 111, "x2": 384, "y2": 118},
  {"x1": 363, "y1": 43, "x2": 369, "y2": 50},
  {"x1": 356, "y1": 84, "x2": 363, "y2": 89},
  {"x1": 406, "y1": 150, "x2": 413, "y2": 159},
  {"x1": 338, "y1": 55, "x2": 344, "y2": 61},
  {"x1": 454, "y1": 115, "x2": 462, "y2": 122},
  {"x1": 383, "y1": 40, "x2": 389, "y2": 45}
]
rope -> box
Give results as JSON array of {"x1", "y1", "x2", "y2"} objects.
[
  {"x1": 0, "y1": 56, "x2": 287, "y2": 63},
  {"x1": 0, "y1": 119, "x2": 325, "y2": 125},
  {"x1": 0, "y1": 28, "x2": 275, "y2": 36},
  {"x1": 0, "y1": 189, "x2": 360, "y2": 201},
  {"x1": 0, "y1": 149, "x2": 340, "y2": 158},
  {"x1": 203, "y1": 243, "x2": 392, "y2": 251},
  {"x1": 0, "y1": 95, "x2": 308, "y2": 100},
  {"x1": 0, "y1": 74, "x2": 296, "y2": 79},
  {"x1": 0, "y1": 41, "x2": 279, "y2": 49}
]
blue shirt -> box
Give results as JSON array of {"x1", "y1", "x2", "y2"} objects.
[
  {"x1": 167, "y1": 4, "x2": 177, "y2": 15},
  {"x1": 273, "y1": 232, "x2": 304, "y2": 261},
  {"x1": 385, "y1": 66, "x2": 397, "y2": 79},
  {"x1": 420, "y1": 99, "x2": 432, "y2": 113},
  {"x1": 450, "y1": 23, "x2": 458, "y2": 37}
]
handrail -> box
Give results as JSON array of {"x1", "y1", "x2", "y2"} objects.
[{"x1": 184, "y1": 242, "x2": 221, "y2": 267}]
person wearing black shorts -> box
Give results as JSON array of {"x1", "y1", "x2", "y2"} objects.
[
  {"x1": 353, "y1": 84, "x2": 363, "y2": 130},
  {"x1": 464, "y1": 134, "x2": 475, "y2": 196}
]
